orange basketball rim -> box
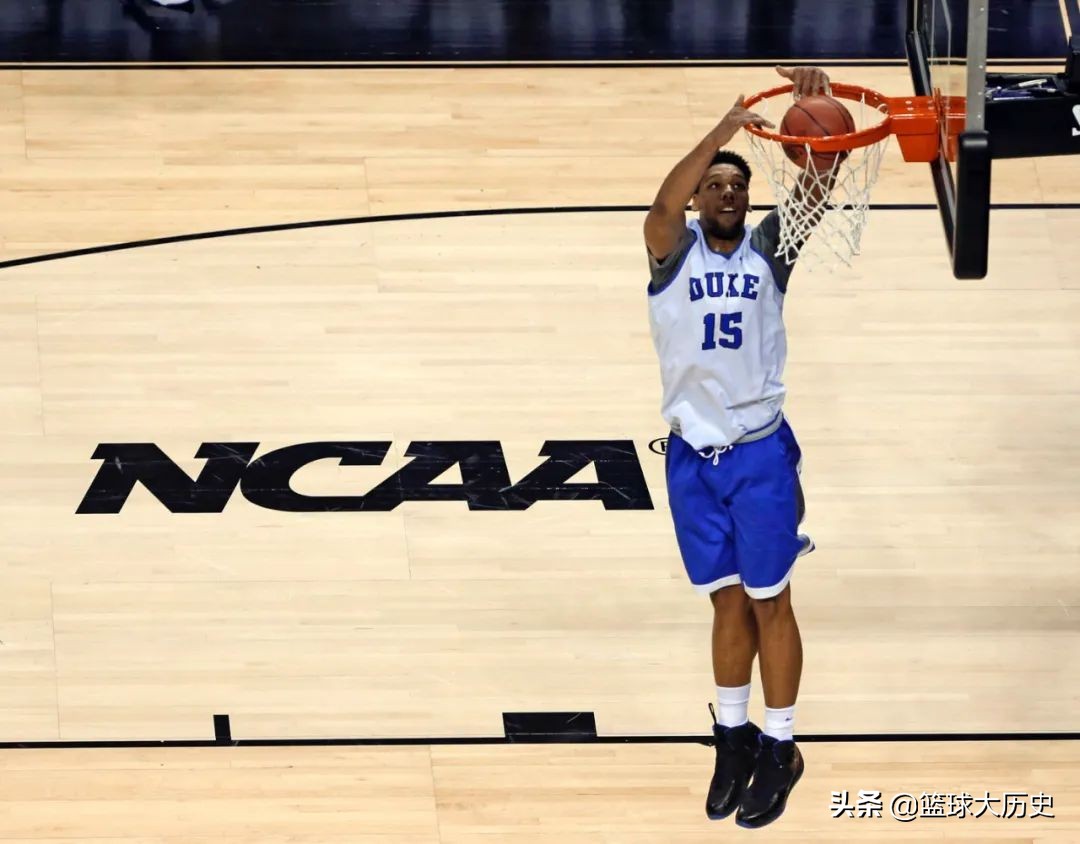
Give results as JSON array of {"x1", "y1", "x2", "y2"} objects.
[{"x1": 744, "y1": 82, "x2": 961, "y2": 163}]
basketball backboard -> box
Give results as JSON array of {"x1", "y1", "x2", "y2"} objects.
[
  {"x1": 907, "y1": 0, "x2": 990, "y2": 279},
  {"x1": 906, "y1": 0, "x2": 1080, "y2": 279}
]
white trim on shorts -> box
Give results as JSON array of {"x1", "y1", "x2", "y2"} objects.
[
  {"x1": 692, "y1": 572, "x2": 743, "y2": 596},
  {"x1": 691, "y1": 535, "x2": 815, "y2": 598},
  {"x1": 741, "y1": 534, "x2": 815, "y2": 600}
]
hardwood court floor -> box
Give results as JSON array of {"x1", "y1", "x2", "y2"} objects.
[
  {"x1": 0, "y1": 64, "x2": 1077, "y2": 840},
  {"x1": 1, "y1": 742, "x2": 1078, "y2": 842}
]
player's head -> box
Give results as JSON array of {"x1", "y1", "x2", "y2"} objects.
[{"x1": 691, "y1": 151, "x2": 752, "y2": 242}]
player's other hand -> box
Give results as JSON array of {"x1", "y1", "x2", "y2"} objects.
[
  {"x1": 775, "y1": 65, "x2": 831, "y2": 98},
  {"x1": 716, "y1": 95, "x2": 775, "y2": 141}
]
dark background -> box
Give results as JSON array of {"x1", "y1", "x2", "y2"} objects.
[{"x1": 0, "y1": 0, "x2": 1070, "y2": 64}]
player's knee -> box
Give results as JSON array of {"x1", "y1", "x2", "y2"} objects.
[
  {"x1": 710, "y1": 583, "x2": 749, "y2": 616},
  {"x1": 749, "y1": 586, "x2": 792, "y2": 624}
]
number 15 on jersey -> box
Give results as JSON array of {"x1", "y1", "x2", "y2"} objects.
[{"x1": 702, "y1": 312, "x2": 743, "y2": 350}]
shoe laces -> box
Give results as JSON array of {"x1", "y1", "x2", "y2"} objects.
[{"x1": 698, "y1": 444, "x2": 733, "y2": 466}]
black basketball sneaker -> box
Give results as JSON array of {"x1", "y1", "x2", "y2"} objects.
[
  {"x1": 735, "y1": 733, "x2": 804, "y2": 828},
  {"x1": 705, "y1": 704, "x2": 762, "y2": 820}
]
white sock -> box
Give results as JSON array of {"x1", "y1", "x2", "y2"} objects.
[
  {"x1": 764, "y1": 705, "x2": 796, "y2": 741},
  {"x1": 715, "y1": 683, "x2": 751, "y2": 728}
]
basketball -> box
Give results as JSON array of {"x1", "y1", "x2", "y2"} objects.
[{"x1": 780, "y1": 95, "x2": 856, "y2": 169}]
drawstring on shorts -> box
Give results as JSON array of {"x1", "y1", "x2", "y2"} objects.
[
  {"x1": 698, "y1": 444, "x2": 734, "y2": 466},
  {"x1": 688, "y1": 413, "x2": 785, "y2": 466}
]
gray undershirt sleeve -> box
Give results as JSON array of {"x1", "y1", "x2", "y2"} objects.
[{"x1": 647, "y1": 227, "x2": 696, "y2": 294}]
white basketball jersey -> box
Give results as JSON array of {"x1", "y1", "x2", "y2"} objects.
[{"x1": 647, "y1": 213, "x2": 793, "y2": 451}]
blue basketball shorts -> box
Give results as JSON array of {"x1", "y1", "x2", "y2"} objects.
[{"x1": 664, "y1": 416, "x2": 814, "y2": 598}]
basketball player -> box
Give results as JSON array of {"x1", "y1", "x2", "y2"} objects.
[{"x1": 644, "y1": 65, "x2": 831, "y2": 828}]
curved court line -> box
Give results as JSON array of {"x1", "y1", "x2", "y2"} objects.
[
  {"x1": 5, "y1": 200, "x2": 1079, "y2": 747},
  {"x1": 2, "y1": 202, "x2": 1079, "y2": 271}
]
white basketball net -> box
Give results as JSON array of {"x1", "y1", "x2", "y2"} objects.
[{"x1": 745, "y1": 93, "x2": 890, "y2": 272}]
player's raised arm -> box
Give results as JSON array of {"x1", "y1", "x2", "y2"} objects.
[{"x1": 644, "y1": 97, "x2": 773, "y2": 261}]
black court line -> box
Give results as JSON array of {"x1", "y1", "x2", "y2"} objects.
[
  {"x1": 2, "y1": 203, "x2": 1079, "y2": 272},
  {"x1": 0, "y1": 59, "x2": 1065, "y2": 71},
  {"x1": 3, "y1": 733, "x2": 1079, "y2": 750},
  {"x1": 1, "y1": 711, "x2": 1077, "y2": 749}
]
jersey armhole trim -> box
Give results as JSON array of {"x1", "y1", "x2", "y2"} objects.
[
  {"x1": 647, "y1": 229, "x2": 698, "y2": 297},
  {"x1": 748, "y1": 240, "x2": 795, "y2": 295}
]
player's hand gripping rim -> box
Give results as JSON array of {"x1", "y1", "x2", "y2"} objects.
[
  {"x1": 720, "y1": 94, "x2": 775, "y2": 133},
  {"x1": 775, "y1": 65, "x2": 832, "y2": 99}
]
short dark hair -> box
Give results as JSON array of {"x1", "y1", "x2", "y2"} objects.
[{"x1": 708, "y1": 150, "x2": 752, "y2": 183}]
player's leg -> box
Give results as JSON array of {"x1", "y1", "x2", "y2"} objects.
[
  {"x1": 705, "y1": 582, "x2": 763, "y2": 820},
  {"x1": 724, "y1": 419, "x2": 812, "y2": 828},
  {"x1": 663, "y1": 435, "x2": 760, "y2": 821},
  {"x1": 710, "y1": 582, "x2": 758, "y2": 690},
  {"x1": 750, "y1": 583, "x2": 802, "y2": 715},
  {"x1": 739, "y1": 585, "x2": 805, "y2": 829}
]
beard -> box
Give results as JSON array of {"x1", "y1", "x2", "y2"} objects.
[{"x1": 701, "y1": 214, "x2": 745, "y2": 242}]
